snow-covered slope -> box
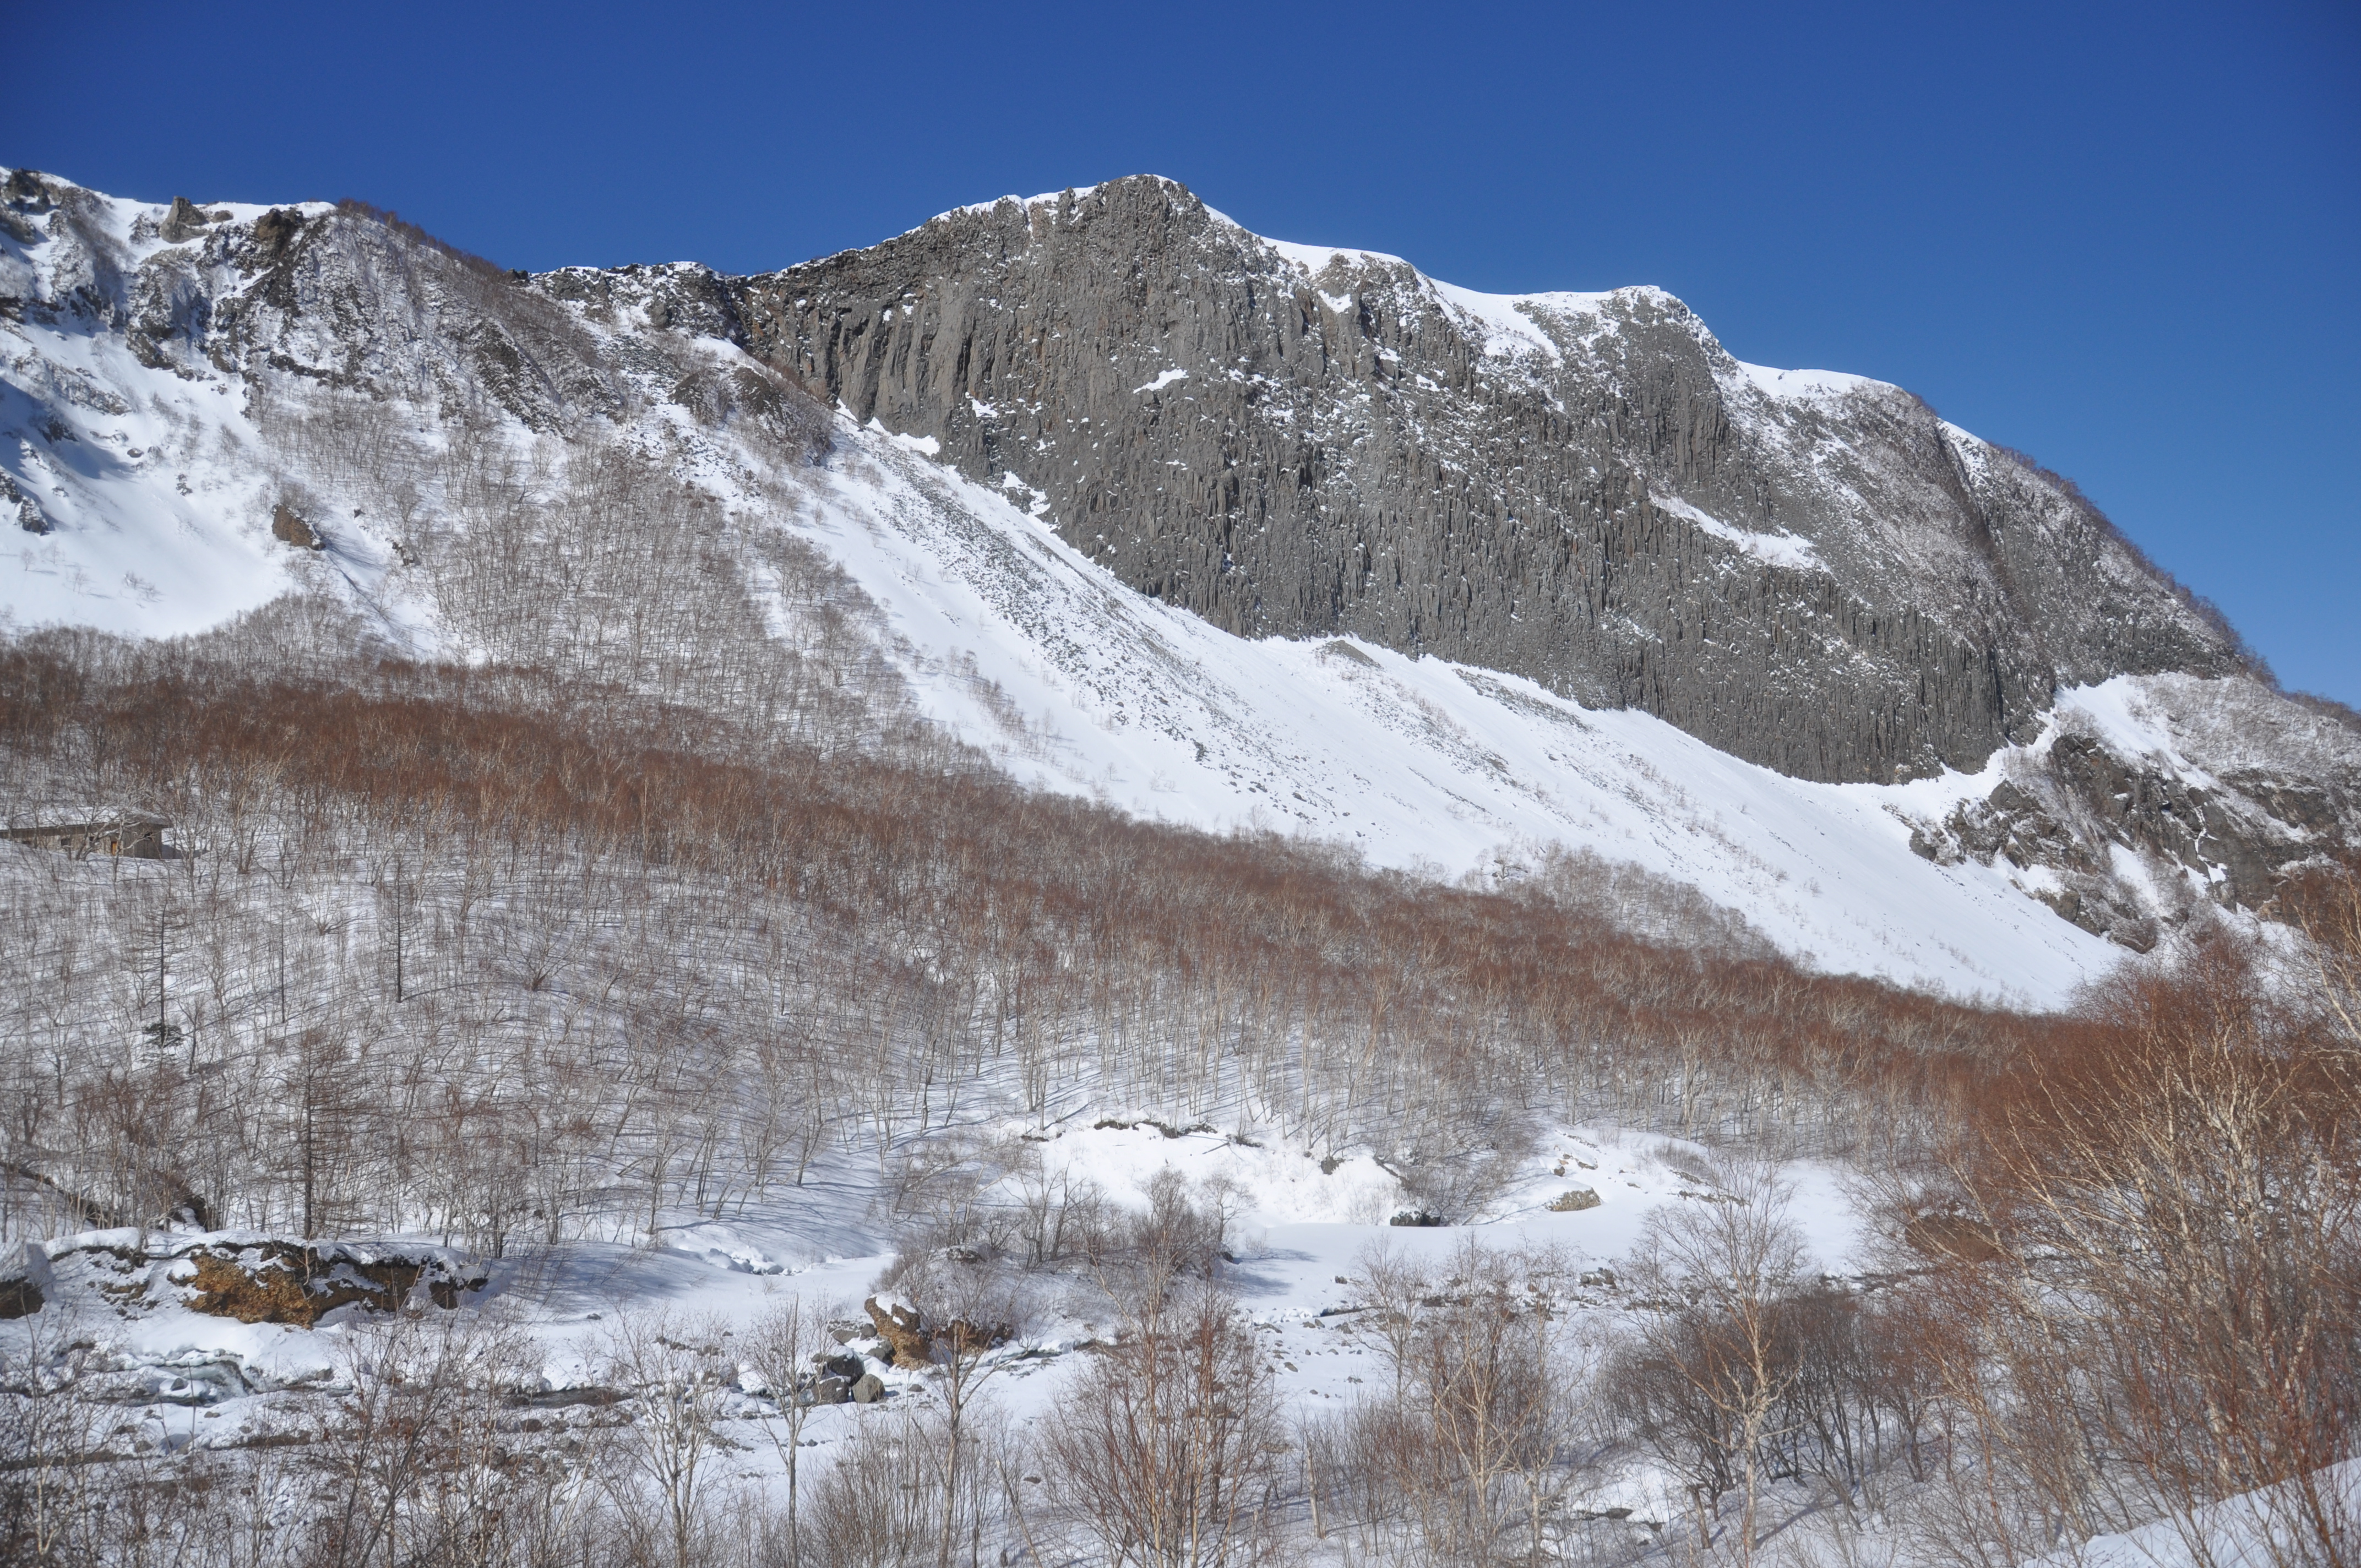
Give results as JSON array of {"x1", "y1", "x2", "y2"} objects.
[
  {"x1": 9, "y1": 169, "x2": 2354, "y2": 1005},
  {"x1": 0, "y1": 190, "x2": 331, "y2": 638},
  {"x1": 807, "y1": 429, "x2": 2122, "y2": 1004}
]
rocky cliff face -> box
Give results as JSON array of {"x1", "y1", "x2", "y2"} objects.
[
  {"x1": 1906, "y1": 675, "x2": 2361, "y2": 949},
  {"x1": 727, "y1": 177, "x2": 2244, "y2": 786}
]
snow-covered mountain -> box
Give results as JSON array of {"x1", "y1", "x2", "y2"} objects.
[{"x1": 4, "y1": 167, "x2": 2355, "y2": 1004}]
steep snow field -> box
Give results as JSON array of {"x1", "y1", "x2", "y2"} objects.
[{"x1": 803, "y1": 432, "x2": 2125, "y2": 1005}]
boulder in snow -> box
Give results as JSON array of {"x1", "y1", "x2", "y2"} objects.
[{"x1": 0, "y1": 1242, "x2": 54, "y2": 1318}]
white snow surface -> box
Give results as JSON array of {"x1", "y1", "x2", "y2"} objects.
[
  {"x1": 2025, "y1": 1460, "x2": 2360, "y2": 1568},
  {"x1": 1650, "y1": 491, "x2": 1824, "y2": 570},
  {"x1": 1255, "y1": 233, "x2": 1616, "y2": 366},
  {"x1": 1, "y1": 312, "x2": 294, "y2": 640},
  {"x1": 1738, "y1": 361, "x2": 1886, "y2": 401},
  {"x1": 788, "y1": 429, "x2": 2131, "y2": 1006}
]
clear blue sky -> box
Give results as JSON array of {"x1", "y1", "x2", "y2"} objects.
[{"x1": 11, "y1": 1, "x2": 2357, "y2": 703}]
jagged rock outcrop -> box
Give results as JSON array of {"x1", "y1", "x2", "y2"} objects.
[
  {"x1": 726, "y1": 177, "x2": 2245, "y2": 785},
  {"x1": 0, "y1": 1241, "x2": 52, "y2": 1318},
  {"x1": 864, "y1": 1293, "x2": 933, "y2": 1368},
  {"x1": 176, "y1": 1238, "x2": 486, "y2": 1324},
  {"x1": 155, "y1": 195, "x2": 230, "y2": 246},
  {"x1": 1907, "y1": 675, "x2": 2361, "y2": 945},
  {"x1": 1, "y1": 470, "x2": 41, "y2": 533},
  {"x1": 271, "y1": 500, "x2": 321, "y2": 549}
]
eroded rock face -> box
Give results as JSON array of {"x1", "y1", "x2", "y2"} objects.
[
  {"x1": 271, "y1": 500, "x2": 320, "y2": 549},
  {"x1": 864, "y1": 1294, "x2": 932, "y2": 1369},
  {"x1": 0, "y1": 1242, "x2": 53, "y2": 1318},
  {"x1": 178, "y1": 1239, "x2": 487, "y2": 1325},
  {"x1": 155, "y1": 197, "x2": 230, "y2": 246},
  {"x1": 1, "y1": 471, "x2": 42, "y2": 533},
  {"x1": 25, "y1": 1234, "x2": 488, "y2": 1326},
  {"x1": 727, "y1": 177, "x2": 2244, "y2": 784},
  {"x1": 1906, "y1": 677, "x2": 2361, "y2": 945}
]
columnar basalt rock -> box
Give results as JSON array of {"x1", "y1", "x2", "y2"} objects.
[{"x1": 725, "y1": 177, "x2": 2245, "y2": 785}]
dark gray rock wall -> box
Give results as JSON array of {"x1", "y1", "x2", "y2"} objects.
[{"x1": 726, "y1": 177, "x2": 2244, "y2": 783}]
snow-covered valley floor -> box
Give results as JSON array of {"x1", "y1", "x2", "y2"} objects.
[{"x1": 14, "y1": 1118, "x2": 1872, "y2": 1535}]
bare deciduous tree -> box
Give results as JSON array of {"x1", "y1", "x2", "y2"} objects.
[
  {"x1": 1045, "y1": 1278, "x2": 1281, "y2": 1568},
  {"x1": 741, "y1": 1293, "x2": 836, "y2": 1568},
  {"x1": 599, "y1": 1310, "x2": 731, "y2": 1568},
  {"x1": 1613, "y1": 1164, "x2": 1808, "y2": 1567}
]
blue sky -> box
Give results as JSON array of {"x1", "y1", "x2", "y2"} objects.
[{"x1": 10, "y1": 1, "x2": 2357, "y2": 701}]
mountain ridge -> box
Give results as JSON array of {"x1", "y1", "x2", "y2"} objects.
[{"x1": 2, "y1": 165, "x2": 2355, "y2": 990}]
